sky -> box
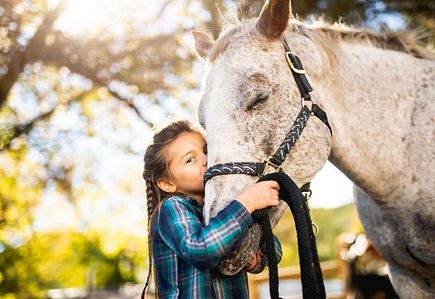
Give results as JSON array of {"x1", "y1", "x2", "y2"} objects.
[{"x1": 309, "y1": 161, "x2": 353, "y2": 208}]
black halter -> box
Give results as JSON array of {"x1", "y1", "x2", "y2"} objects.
[{"x1": 204, "y1": 38, "x2": 332, "y2": 183}]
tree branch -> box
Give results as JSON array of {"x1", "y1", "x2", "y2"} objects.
[{"x1": 0, "y1": 1, "x2": 66, "y2": 107}]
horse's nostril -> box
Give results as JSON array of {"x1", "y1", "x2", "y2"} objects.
[
  {"x1": 415, "y1": 212, "x2": 435, "y2": 226},
  {"x1": 423, "y1": 277, "x2": 433, "y2": 288},
  {"x1": 407, "y1": 244, "x2": 435, "y2": 266}
]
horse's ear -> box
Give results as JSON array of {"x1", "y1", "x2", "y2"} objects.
[
  {"x1": 256, "y1": 0, "x2": 292, "y2": 39},
  {"x1": 192, "y1": 31, "x2": 215, "y2": 60}
]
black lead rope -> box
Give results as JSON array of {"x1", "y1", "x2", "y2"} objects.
[{"x1": 252, "y1": 172, "x2": 326, "y2": 299}]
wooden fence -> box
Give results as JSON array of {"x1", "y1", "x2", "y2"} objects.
[{"x1": 248, "y1": 260, "x2": 346, "y2": 299}]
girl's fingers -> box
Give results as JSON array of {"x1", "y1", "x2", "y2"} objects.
[
  {"x1": 269, "y1": 195, "x2": 279, "y2": 203},
  {"x1": 270, "y1": 190, "x2": 279, "y2": 198},
  {"x1": 265, "y1": 180, "x2": 280, "y2": 190}
]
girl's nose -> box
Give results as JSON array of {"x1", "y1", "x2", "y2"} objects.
[{"x1": 202, "y1": 153, "x2": 208, "y2": 166}]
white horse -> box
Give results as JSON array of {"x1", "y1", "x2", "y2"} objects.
[{"x1": 194, "y1": 0, "x2": 435, "y2": 297}]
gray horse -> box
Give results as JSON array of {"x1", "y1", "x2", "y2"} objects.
[{"x1": 194, "y1": 0, "x2": 435, "y2": 297}]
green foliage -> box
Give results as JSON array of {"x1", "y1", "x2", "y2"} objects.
[
  {"x1": 0, "y1": 231, "x2": 148, "y2": 298},
  {"x1": 0, "y1": 144, "x2": 41, "y2": 238}
]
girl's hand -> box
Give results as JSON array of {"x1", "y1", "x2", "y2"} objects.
[{"x1": 235, "y1": 181, "x2": 280, "y2": 214}]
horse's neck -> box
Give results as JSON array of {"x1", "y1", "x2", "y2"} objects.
[{"x1": 318, "y1": 42, "x2": 434, "y2": 200}]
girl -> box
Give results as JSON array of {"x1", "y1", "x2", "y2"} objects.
[{"x1": 142, "y1": 119, "x2": 282, "y2": 298}]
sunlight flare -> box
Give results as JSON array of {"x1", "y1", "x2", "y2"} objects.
[{"x1": 50, "y1": 0, "x2": 157, "y2": 36}]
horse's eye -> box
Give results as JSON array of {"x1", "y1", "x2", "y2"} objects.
[{"x1": 246, "y1": 92, "x2": 269, "y2": 111}]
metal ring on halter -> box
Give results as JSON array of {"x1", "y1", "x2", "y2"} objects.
[
  {"x1": 301, "y1": 96, "x2": 316, "y2": 109},
  {"x1": 302, "y1": 189, "x2": 313, "y2": 201},
  {"x1": 312, "y1": 223, "x2": 319, "y2": 237},
  {"x1": 261, "y1": 157, "x2": 283, "y2": 177},
  {"x1": 285, "y1": 52, "x2": 306, "y2": 74}
]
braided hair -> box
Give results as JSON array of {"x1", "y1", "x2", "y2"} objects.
[{"x1": 141, "y1": 119, "x2": 204, "y2": 298}]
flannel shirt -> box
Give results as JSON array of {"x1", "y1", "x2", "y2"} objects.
[{"x1": 152, "y1": 195, "x2": 282, "y2": 299}]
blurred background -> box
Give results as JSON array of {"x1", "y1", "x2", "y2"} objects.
[{"x1": 0, "y1": 0, "x2": 433, "y2": 298}]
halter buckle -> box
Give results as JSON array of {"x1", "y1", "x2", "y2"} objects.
[
  {"x1": 261, "y1": 158, "x2": 283, "y2": 177},
  {"x1": 285, "y1": 52, "x2": 306, "y2": 75}
]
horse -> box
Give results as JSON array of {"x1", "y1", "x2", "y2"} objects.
[{"x1": 193, "y1": 0, "x2": 435, "y2": 297}]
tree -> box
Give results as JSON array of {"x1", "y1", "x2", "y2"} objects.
[
  {"x1": 0, "y1": 0, "x2": 207, "y2": 231},
  {"x1": 0, "y1": 1, "x2": 204, "y2": 294}
]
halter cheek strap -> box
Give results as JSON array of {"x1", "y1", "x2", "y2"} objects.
[{"x1": 283, "y1": 36, "x2": 332, "y2": 134}]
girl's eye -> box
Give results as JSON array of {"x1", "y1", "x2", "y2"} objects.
[{"x1": 186, "y1": 157, "x2": 195, "y2": 164}]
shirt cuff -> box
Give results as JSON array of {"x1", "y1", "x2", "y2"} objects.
[{"x1": 226, "y1": 200, "x2": 253, "y2": 231}]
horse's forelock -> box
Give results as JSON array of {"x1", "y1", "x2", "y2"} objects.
[{"x1": 209, "y1": 22, "x2": 254, "y2": 63}]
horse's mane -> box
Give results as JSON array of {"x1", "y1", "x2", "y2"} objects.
[
  {"x1": 290, "y1": 20, "x2": 435, "y2": 60},
  {"x1": 210, "y1": 13, "x2": 435, "y2": 63}
]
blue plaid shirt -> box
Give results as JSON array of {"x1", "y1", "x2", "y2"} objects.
[{"x1": 152, "y1": 195, "x2": 282, "y2": 299}]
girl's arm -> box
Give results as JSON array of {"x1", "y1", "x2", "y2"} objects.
[{"x1": 158, "y1": 197, "x2": 253, "y2": 271}]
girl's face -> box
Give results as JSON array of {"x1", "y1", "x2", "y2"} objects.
[{"x1": 164, "y1": 131, "x2": 208, "y2": 201}]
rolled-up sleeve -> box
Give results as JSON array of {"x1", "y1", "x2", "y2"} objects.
[
  {"x1": 158, "y1": 198, "x2": 253, "y2": 271},
  {"x1": 273, "y1": 236, "x2": 283, "y2": 263}
]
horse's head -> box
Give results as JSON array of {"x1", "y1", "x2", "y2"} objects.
[{"x1": 194, "y1": 0, "x2": 332, "y2": 274}]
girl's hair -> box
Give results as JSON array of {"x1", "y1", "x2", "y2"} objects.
[{"x1": 141, "y1": 119, "x2": 204, "y2": 298}]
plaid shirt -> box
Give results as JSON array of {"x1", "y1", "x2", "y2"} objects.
[{"x1": 152, "y1": 195, "x2": 282, "y2": 299}]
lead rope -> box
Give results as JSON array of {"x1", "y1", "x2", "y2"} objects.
[{"x1": 252, "y1": 172, "x2": 326, "y2": 299}]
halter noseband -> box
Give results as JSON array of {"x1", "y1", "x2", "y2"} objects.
[{"x1": 204, "y1": 38, "x2": 332, "y2": 183}]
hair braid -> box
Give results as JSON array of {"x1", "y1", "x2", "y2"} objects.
[
  {"x1": 141, "y1": 179, "x2": 160, "y2": 299},
  {"x1": 145, "y1": 179, "x2": 157, "y2": 220}
]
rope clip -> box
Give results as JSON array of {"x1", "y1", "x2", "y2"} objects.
[{"x1": 261, "y1": 157, "x2": 283, "y2": 177}]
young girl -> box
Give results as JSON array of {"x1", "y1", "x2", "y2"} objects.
[{"x1": 142, "y1": 119, "x2": 282, "y2": 298}]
